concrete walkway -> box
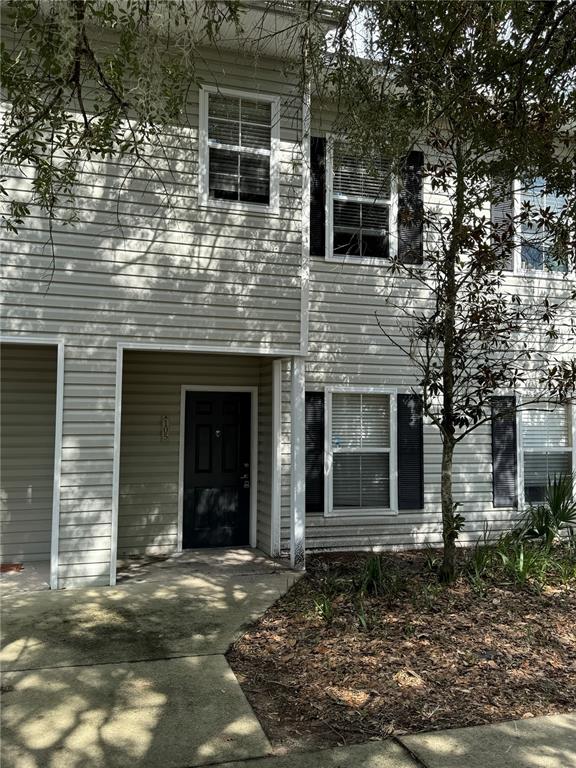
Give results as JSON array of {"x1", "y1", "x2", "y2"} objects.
[
  {"x1": 218, "y1": 714, "x2": 576, "y2": 768},
  {"x1": 2, "y1": 551, "x2": 574, "y2": 768},
  {"x1": 1, "y1": 549, "x2": 299, "y2": 768},
  {"x1": 400, "y1": 713, "x2": 576, "y2": 768}
]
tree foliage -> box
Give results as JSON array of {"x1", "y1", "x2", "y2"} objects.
[
  {"x1": 305, "y1": 0, "x2": 576, "y2": 580},
  {"x1": 0, "y1": 0, "x2": 244, "y2": 230}
]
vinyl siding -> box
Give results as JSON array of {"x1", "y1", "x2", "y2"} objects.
[
  {"x1": 58, "y1": 346, "x2": 117, "y2": 588},
  {"x1": 280, "y1": 105, "x2": 575, "y2": 554},
  {"x1": 1, "y1": 46, "x2": 305, "y2": 586},
  {"x1": 2, "y1": 47, "x2": 304, "y2": 354},
  {"x1": 1, "y1": 344, "x2": 57, "y2": 563},
  {"x1": 118, "y1": 351, "x2": 274, "y2": 557}
]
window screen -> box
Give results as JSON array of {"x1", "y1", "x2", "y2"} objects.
[
  {"x1": 331, "y1": 393, "x2": 391, "y2": 510},
  {"x1": 332, "y1": 145, "x2": 391, "y2": 259},
  {"x1": 521, "y1": 403, "x2": 572, "y2": 502},
  {"x1": 520, "y1": 178, "x2": 566, "y2": 272},
  {"x1": 207, "y1": 93, "x2": 272, "y2": 205}
]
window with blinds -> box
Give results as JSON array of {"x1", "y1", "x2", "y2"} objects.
[
  {"x1": 207, "y1": 92, "x2": 272, "y2": 205},
  {"x1": 521, "y1": 403, "x2": 573, "y2": 502},
  {"x1": 331, "y1": 143, "x2": 392, "y2": 259},
  {"x1": 331, "y1": 393, "x2": 391, "y2": 510},
  {"x1": 521, "y1": 178, "x2": 566, "y2": 272}
]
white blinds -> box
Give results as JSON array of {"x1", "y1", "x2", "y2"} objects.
[
  {"x1": 208, "y1": 94, "x2": 271, "y2": 152},
  {"x1": 332, "y1": 394, "x2": 391, "y2": 510},
  {"x1": 207, "y1": 93, "x2": 272, "y2": 204},
  {"x1": 521, "y1": 404, "x2": 571, "y2": 450},
  {"x1": 333, "y1": 146, "x2": 391, "y2": 201},
  {"x1": 333, "y1": 453, "x2": 390, "y2": 509},
  {"x1": 522, "y1": 403, "x2": 573, "y2": 503},
  {"x1": 332, "y1": 394, "x2": 390, "y2": 450}
]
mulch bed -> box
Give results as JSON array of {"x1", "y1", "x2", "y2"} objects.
[{"x1": 227, "y1": 551, "x2": 576, "y2": 751}]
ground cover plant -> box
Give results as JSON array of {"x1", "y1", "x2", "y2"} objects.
[{"x1": 228, "y1": 534, "x2": 576, "y2": 751}]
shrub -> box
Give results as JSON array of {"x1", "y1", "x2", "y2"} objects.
[
  {"x1": 313, "y1": 594, "x2": 334, "y2": 623},
  {"x1": 515, "y1": 473, "x2": 576, "y2": 550},
  {"x1": 359, "y1": 554, "x2": 384, "y2": 596},
  {"x1": 466, "y1": 525, "x2": 495, "y2": 581},
  {"x1": 355, "y1": 598, "x2": 373, "y2": 631},
  {"x1": 494, "y1": 538, "x2": 554, "y2": 587},
  {"x1": 358, "y1": 554, "x2": 402, "y2": 599}
]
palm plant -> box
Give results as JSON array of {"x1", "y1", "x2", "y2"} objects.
[{"x1": 517, "y1": 473, "x2": 576, "y2": 550}]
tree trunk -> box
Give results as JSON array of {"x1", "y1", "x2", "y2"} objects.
[
  {"x1": 438, "y1": 140, "x2": 465, "y2": 583},
  {"x1": 439, "y1": 437, "x2": 457, "y2": 582}
]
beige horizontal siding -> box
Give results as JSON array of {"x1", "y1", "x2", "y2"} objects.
[
  {"x1": 1, "y1": 48, "x2": 305, "y2": 356},
  {"x1": 293, "y1": 176, "x2": 572, "y2": 556},
  {"x1": 1, "y1": 343, "x2": 57, "y2": 563},
  {"x1": 56, "y1": 349, "x2": 117, "y2": 587}
]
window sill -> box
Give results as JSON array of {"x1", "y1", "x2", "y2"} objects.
[
  {"x1": 325, "y1": 253, "x2": 393, "y2": 268},
  {"x1": 325, "y1": 507, "x2": 399, "y2": 518},
  {"x1": 198, "y1": 197, "x2": 280, "y2": 217},
  {"x1": 510, "y1": 269, "x2": 574, "y2": 282}
]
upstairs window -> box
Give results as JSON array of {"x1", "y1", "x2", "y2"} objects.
[
  {"x1": 327, "y1": 141, "x2": 396, "y2": 260},
  {"x1": 521, "y1": 403, "x2": 573, "y2": 503},
  {"x1": 199, "y1": 87, "x2": 280, "y2": 211},
  {"x1": 491, "y1": 178, "x2": 570, "y2": 275},
  {"x1": 520, "y1": 178, "x2": 566, "y2": 272}
]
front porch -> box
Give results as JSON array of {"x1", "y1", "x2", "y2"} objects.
[
  {"x1": 1, "y1": 342, "x2": 306, "y2": 590},
  {"x1": 115, "y1": 350, "x2": 286, "y2": 579},
  {"x1": 116, "y1": 546, "x2": 291, "y2": 584}
]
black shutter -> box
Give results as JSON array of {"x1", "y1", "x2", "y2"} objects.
[
  {"x1": 397, "y1": 394, "x2": 424, "y2": 509},
  {"x1": 305, "y1": 392, "x2": 324, "y2": 513},
  {"x1": 491, "y1": 396, "x2": 518, "y2": 508},
  {"x1": 310, "y1": 137, "x2": 326, "y2": 257},
  {"x1": 398, "y1": 151, "x2": 424, "y2": 265}
]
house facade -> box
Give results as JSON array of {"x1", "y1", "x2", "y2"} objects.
[{"x1": 2, "y1": 23, "x2": 575, "y2": 589}]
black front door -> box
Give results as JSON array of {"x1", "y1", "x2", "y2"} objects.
[{"x1": 183, "y1": 391, "x2": 251, "y2": 548}]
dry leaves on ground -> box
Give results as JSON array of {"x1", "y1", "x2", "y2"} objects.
[{"x1": 227, "y1": 551, "x2": 576, "y2": 751}]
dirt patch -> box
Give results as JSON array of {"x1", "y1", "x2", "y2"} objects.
[{"x1": 227, "y1": 551, "x2": 576, "y2": 752}]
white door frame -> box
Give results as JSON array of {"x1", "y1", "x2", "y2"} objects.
[
  {"x1": 178, "y1": 385, "x2": 258, "y2": 551},
  {"x1": 0, "y1": 335, "x2": 64, "y2": 589}
]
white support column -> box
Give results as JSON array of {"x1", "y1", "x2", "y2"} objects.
[
  {"x1": 290, "y1": 356, "x2": 306, "y2": 569},
  {"x1": 270, "y1": 359, "x2": 282, "y2": 556},
  {"x1": 49, "y1": 342, "x2": 65, "y2": 589},
  {"x1": 109, "y1": 344, "x2": 124, "y2": 585}
]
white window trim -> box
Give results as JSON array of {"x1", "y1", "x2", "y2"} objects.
[
  {"x1": 324, "y1": 386, "x2": 399, "y2": 518},
  {"x1": 508, "y1": 179, "x2": 573, "y2": 280},
  {"x1": 325, "y1": 136, "x2": 398, "y2": 265},
  {"x1": 198, "y1": 85, "x2": 281, "y2": 215},
  {"x1": 516, "y1": 399, "x2": 576, "y2": 508}
]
